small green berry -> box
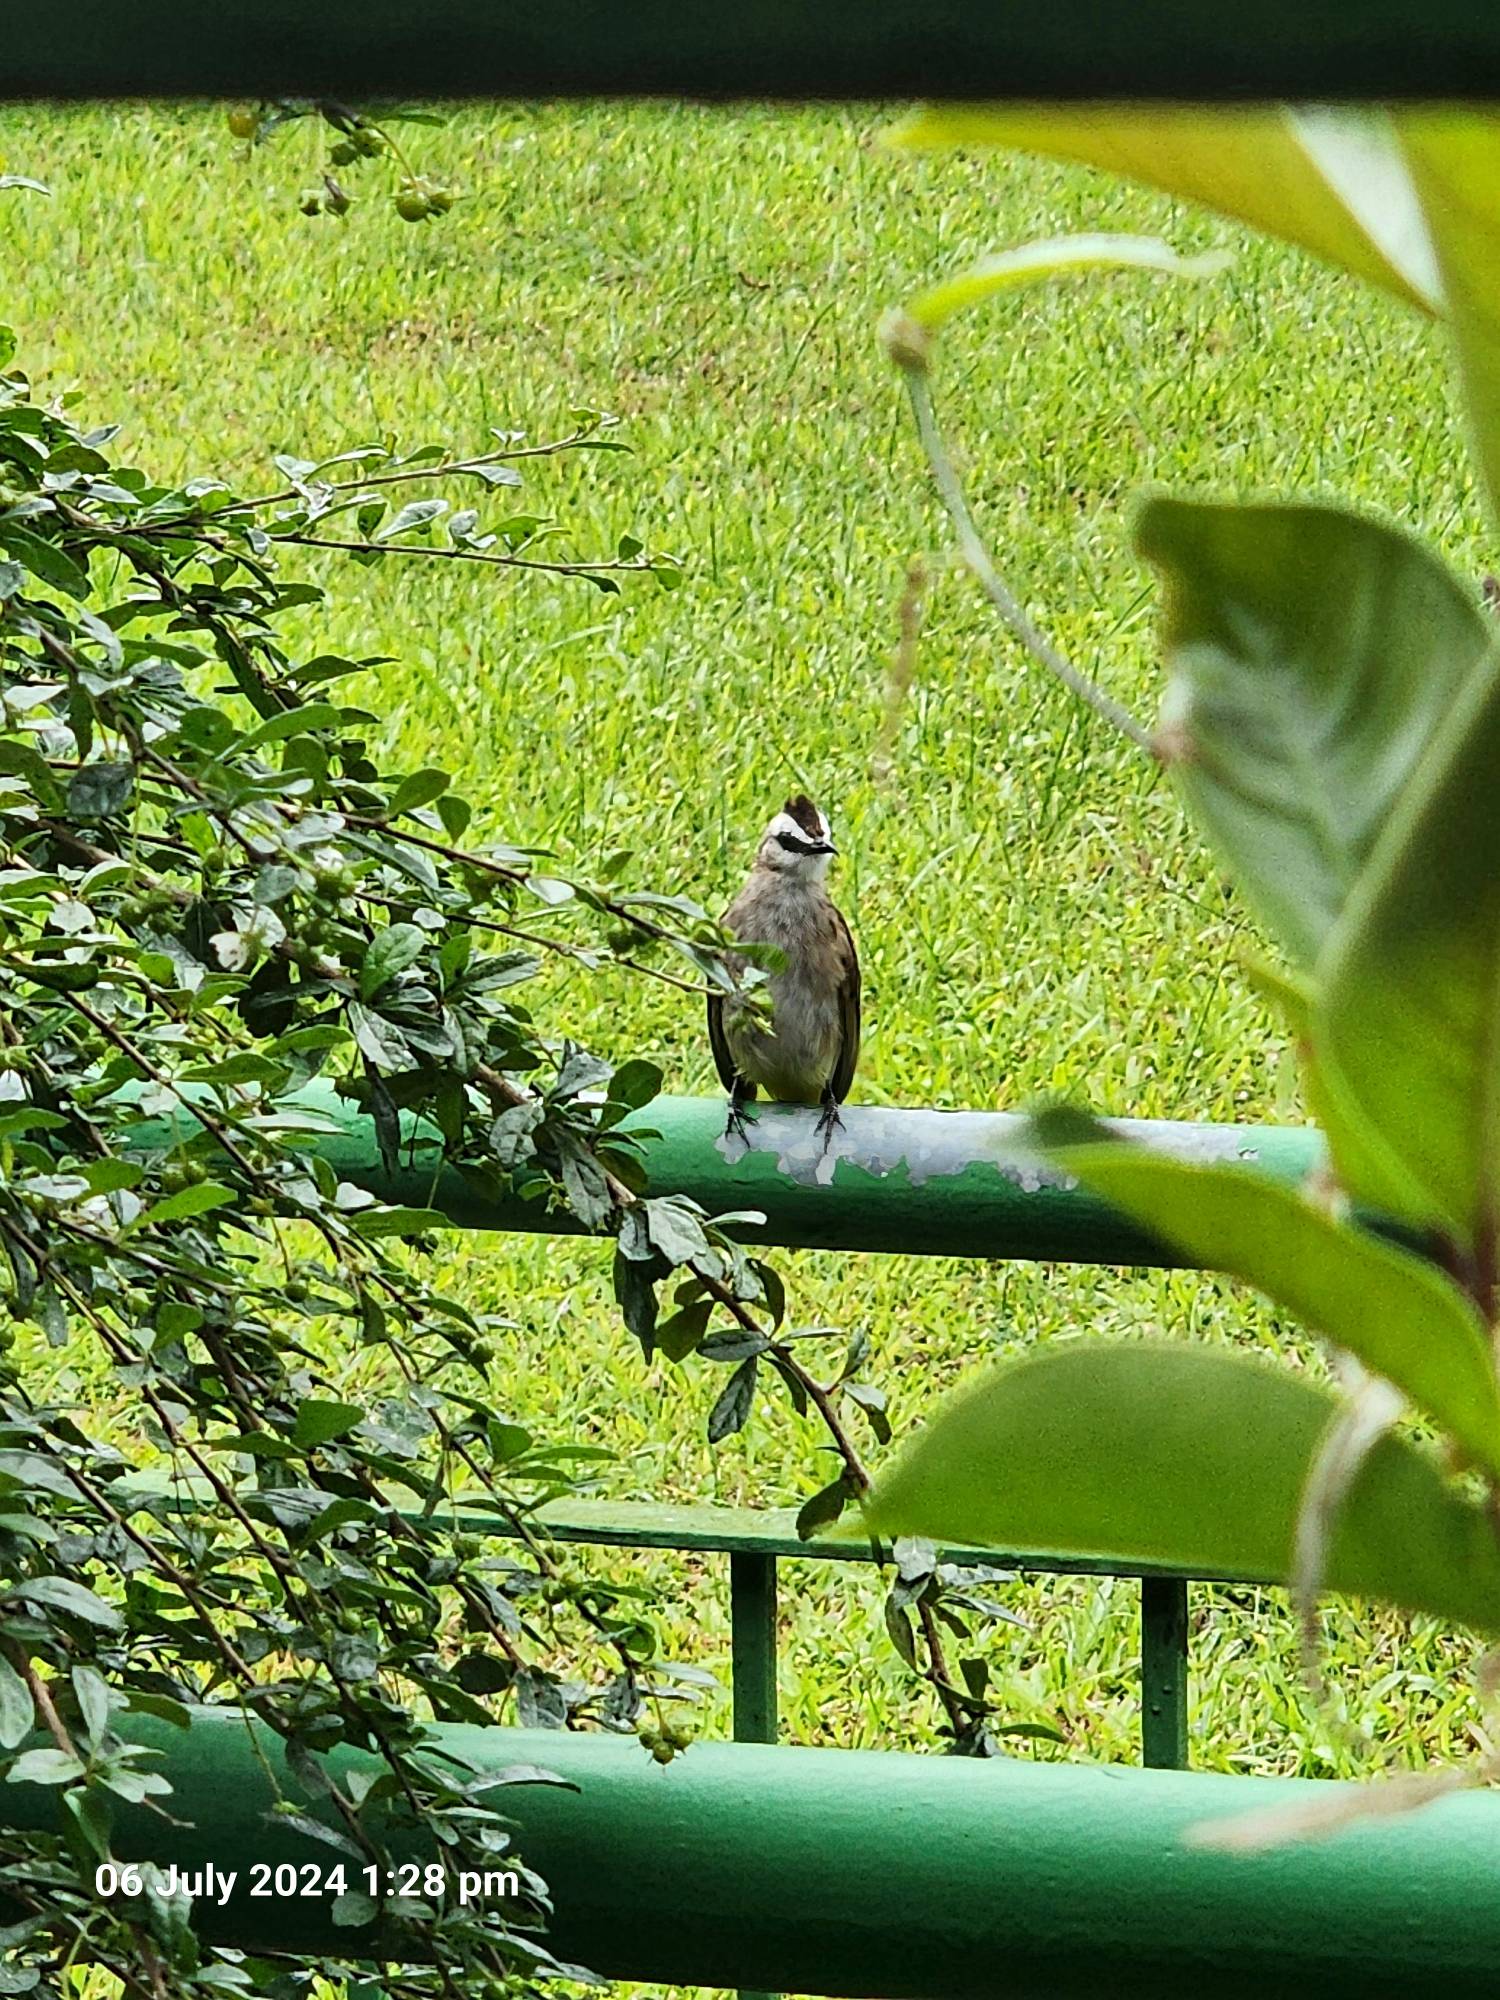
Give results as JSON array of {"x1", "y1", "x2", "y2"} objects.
[
  {"x1": 226, "y1": 107, "x2": 258, "y2": 140},
  {"x1": 394, "y1": 187, "x2": 430, "y2": 223}
]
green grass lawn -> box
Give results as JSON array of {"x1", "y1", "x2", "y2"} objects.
[{"x1": 4, "y1": 98, "x2": 1495, "y2": 1996}]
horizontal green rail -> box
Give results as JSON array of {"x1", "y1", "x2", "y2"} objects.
[
  {"x1": 501, "y1": 1498, "x2": 1202, "y2": 1771},
  {"x1": 7, "y1": 1, "x2": 1500, "y2": 102},
  {"x1": 8, "y1": 1711, "x2": 1500, "y2": 1997},
  {"x1": 125, "y1": 1083, "x2": 1324, "y2": 1265},
  {"x1": 121, "y1": 1478, "x2": 1278, "y2": 1771}
]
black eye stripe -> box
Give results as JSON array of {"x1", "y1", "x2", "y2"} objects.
[{"x1": 776, "y1": 831, "x2": 823, "y2": 854}]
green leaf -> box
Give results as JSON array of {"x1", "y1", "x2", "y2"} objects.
[
  {"x1": 1136, "y1": 500, "x2": 1492, "y2": 970},
  {"x1": 374, "y1": 498, "x2": 448, "y2": 542},
  {"x1": 612, "y1": 1251, "x2": 658, "y2": 1352},
  {"x1": 10, "y1": 1575, "x2": 123, "y2": 1631},
  {"x1": 605, "y1": 1057, "x2": 663, "y2": 1113},
  {"x1": 0, "y1": 527, "x2": 91, "y2": 600},
  {"x1": 137, "y1": 1182, "x2": 235, "y2": 1227},
  {"x1": 71, "y1": 1664, "x2": 112, "y2": 1744},
  {"x1": 1400, "y1": 115, "x2": 1500, "y2": 523},
  {"x1": 1313, "y1": 648, "x2": 1500, "y2": 1249},
  {"x1": 124, "y1": 1693, "x2": 192, "y2": 1731},
  {"x1": 904, "y1": 232, "x2": 1228, "y2": 339},
  {"x1": 244, "y1": 702, "x2": 341, "y2": 746},
  {"x1": 865, "y1": 1343, "x2": 1500, "y2": 1633},
  {"x1": 348, "y1": 1002, "x2": 418, "y2": 1072},
  {"x1": 350, "y1": 1204, "x2": 448, "y2": 1240},
  {"x1": 654, "y1": 1300, "x2": 713, "y2": 1363},
  {"x1": 887, "y1": 105, "x2": 1440, "y2": 314},
  {"x1": 1031, "y1": 1112, "x2": 1500, "y2": 1477},
  {"x1": 66, "y1": 761, "x2": 133, "y2": 821},
  {"x1": 358, "y1": 922, "x2": 426, "y2": 999},
  {"x1": 291, "y1": 1399, "x2": 366, "y2": 1448},
  {"x1": 706, "y1": 1356, "x2": 758, "y2": 1442},
  {"x1": 0, "y1": 1657, "x2": 34, "y2": 1750},
  {"x1": 388, "y1": 767, "x2": 450, "y2": 814},
  {"x1": 644, "y1": 1196, "x2": 711, "y2": 1267},
  {"x1": 797, "y1": 1474, "x2": 854, "y2": 1541},
  {"x1": 5, "y1": 1747, "x2": 85, "y2": 1786}
]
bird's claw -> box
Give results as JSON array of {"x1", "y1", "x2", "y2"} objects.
[{"x1": 724, "y1": 1092, "x2": 755, "y2": 1149}]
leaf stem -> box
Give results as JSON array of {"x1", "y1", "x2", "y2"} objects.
[{"x1": 898, "y1": 356, "x2": 1156, "y2": 756}]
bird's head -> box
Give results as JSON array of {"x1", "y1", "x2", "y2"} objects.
[{"x1": 755, "y1": 794, "x2": 838, "y2": 881}]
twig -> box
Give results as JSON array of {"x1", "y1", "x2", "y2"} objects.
[
  {"x1": 891, "y1": 336, "x2": 1156, "y2": 757},
  {"x1": 264, "y1": 532, "x2": 661, "y2": 580},
  {"x1": 915, "y1": 1596, "x2": 977, "y2": 1742},
  {"x1": 4, "y1": 1642, "x2": 76, "y2": 1758},
  {"x1": 473, "y1": 1062, "x2": 871, "y2": 1500},
  {"x1": 213, "y1": 427, "x2": 616, "y2": 519}
]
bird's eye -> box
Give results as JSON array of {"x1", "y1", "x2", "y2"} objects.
[{"x1": 777, "y1": 832, "x2": 799, "y2": 851}]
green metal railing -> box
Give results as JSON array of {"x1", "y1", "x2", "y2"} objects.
[
  {"x1": 11, "y1": 1710, "x2": 1500, "y2": 1996},
  {"x1": 496, "y1": 1498, "x2": 1207, "y2": 1770},
  {"x1": 109, "y1": 1089, "x2": 1479, "y2": 1993},
  {"x1": 124, "y1": 1091, "x2": 1322, "y2": 1777}
]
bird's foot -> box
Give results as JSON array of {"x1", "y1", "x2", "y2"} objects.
[
  {"x1": 723, "y1": 1093, "x2": 755, "y2": 1149},
  {"x1": 815, "y1": 1095, "x2": 844, "y2": 1150}
]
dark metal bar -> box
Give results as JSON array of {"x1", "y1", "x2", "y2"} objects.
[
  {"x1": 1140, "y1": 1576, "x2": 1191, "y2": 1770},
  {"x1": 730, "y1": 1550, "x2": 779, "y2": 1746},
  {"x1": 730, "y1": 1550, "x2": 781, "y2": 2000},
  {"x1": 7, "y1": 3, "x2": 1500, "y2": 103}
]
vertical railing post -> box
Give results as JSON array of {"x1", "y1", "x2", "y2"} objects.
[
  {"x1": 1139, "y1": 1575, "x2": 1190, "y2": 1769},
  {"x1": 729, "y1": 1549, "x2": 778, "y2": 1744},
  {"x1": 730, "y1": 1549, "x2": 779, "y2": 2000}
]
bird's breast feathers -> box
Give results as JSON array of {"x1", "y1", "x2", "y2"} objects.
[{"x1": 719, "y1": 881, "x2": 859, "y2": 1103}]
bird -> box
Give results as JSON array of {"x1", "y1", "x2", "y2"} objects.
[{"x1": 707, "y1": 795, "x2": 861, "y2": 1144}]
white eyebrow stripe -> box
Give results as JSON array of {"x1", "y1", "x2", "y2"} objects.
[
  {"x1": 765, "y1": 812, "x2": 808, "y2": 842},
  {"x1": 764, "y1": 809, "x2": 833, "y2": 845}
]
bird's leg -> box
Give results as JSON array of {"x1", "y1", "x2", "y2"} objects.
[
  {"x1": 815, "y1": 1088, "x2": 844, "y2": 1150},
  {"x1": 724, "y1": 1078, "x2": 755, "y2": 1147}
]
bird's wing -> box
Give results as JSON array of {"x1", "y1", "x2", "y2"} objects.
[
  {"x1": 828, "y1": 906, "x2": 861, "y2": 1103},
  {"x1": 706, "y1": 988, "x2": 740, "y2": 1093}
]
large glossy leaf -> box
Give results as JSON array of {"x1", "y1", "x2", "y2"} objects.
[
  {"x1": 1400, "y1": 115, "x2": 1500, "y2": 521},
  {"x1": 886, "y1": 106, "x2": 1440, "y2": 315},
  {"x1": 1031, "y1": 1112, "x2": 1500, "y2": 1477},
  {"x1": 1313, "y1": 647, "x2": 1500, "y2": 1251},
  {"x1": 864, "y1": 1343, "x2": 1500, "y2": 1634},
  {"x1": 903, "y1": 233, "x2": 1227, "y2": 339},
  {"x1": 1135, "y1": 500, "x2": 1493, "y2": 970}
]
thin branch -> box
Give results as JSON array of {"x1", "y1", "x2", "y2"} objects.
[
  {"x1": 895, "y1": 345, "x2": 1156, "y2": 757},
  {"x1": 209, "y1": 427, "x2": 618, "y2": 519},
  {"x1": 4, "y1": 1642, "x2": 76, "y2": 1758},
  {"x1": 473, "y1": 1061, "x2": 871, "y2": 1499},
  {"x1": 266, "y1": 530, "x2": 661, "y2": 579},
  {"x1": 915, "y1": 1596, "x2": 977, "y2": 1742}
]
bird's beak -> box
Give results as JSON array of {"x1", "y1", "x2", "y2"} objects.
[{"x1": 815, "y1": 840, "x2": 837, "y2": 856}]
